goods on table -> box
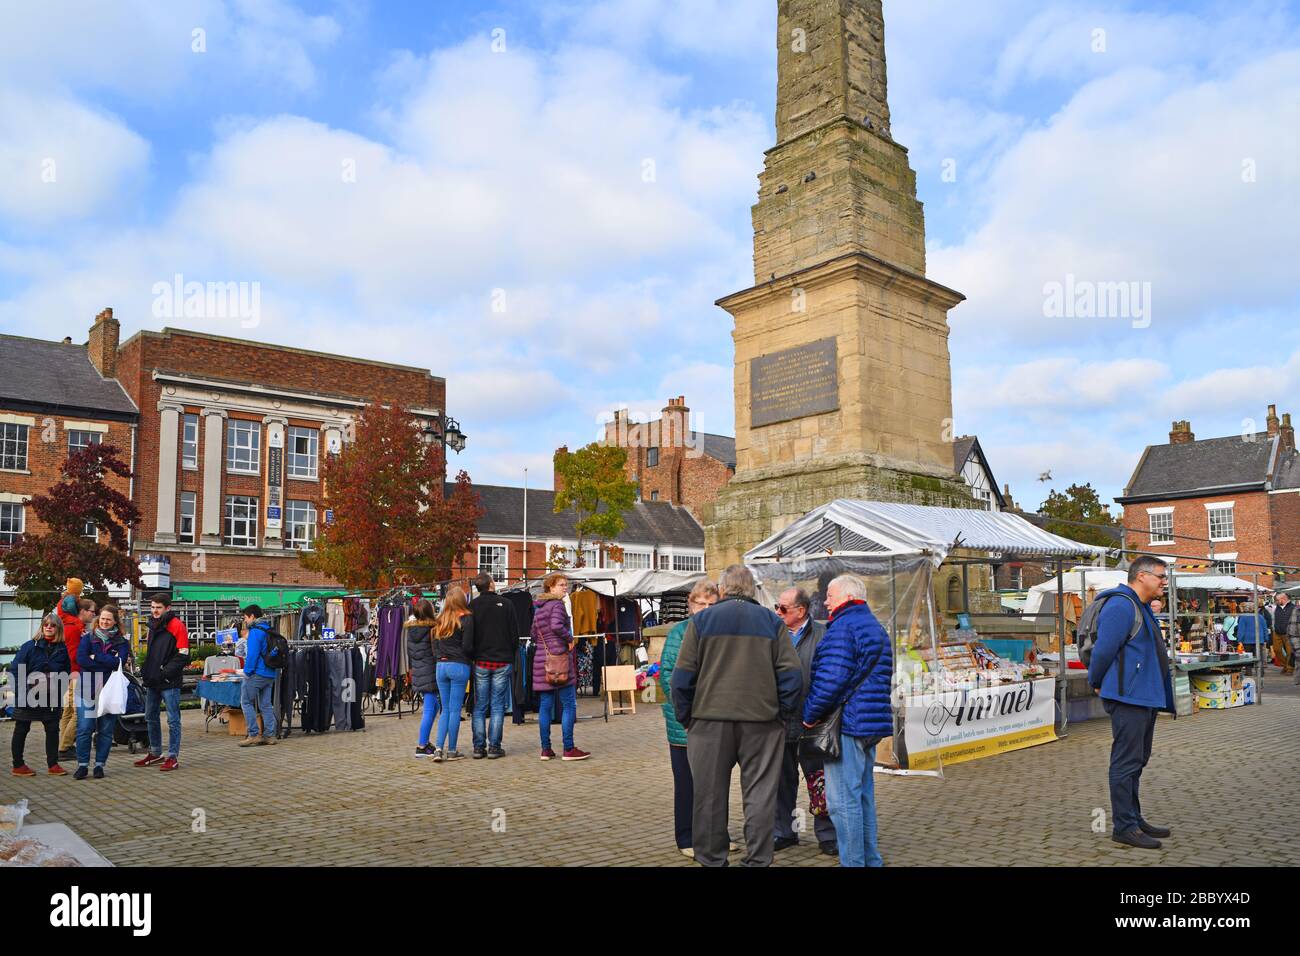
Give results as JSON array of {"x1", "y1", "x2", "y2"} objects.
[
  {"x1": 0, "y1": 834, "x2": 81, "y2": 867},
  {"x1": 0, "y1": 800, "x2": 29, "y2": 833}
]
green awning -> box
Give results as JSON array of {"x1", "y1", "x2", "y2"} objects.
[{"x1": 170, "y1": 585, "x2": 351, "y2": 607}]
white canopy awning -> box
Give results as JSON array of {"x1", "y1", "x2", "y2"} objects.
[
  {"x1": 746, "y1": 500, "x2": 1108, "y2": 568},
  {"x1": 1169, "y1": 574, "x2": 1268, "y2": 592},
  {"x1": 548, "y1": 568, "x2": 706, "y2": 598}
]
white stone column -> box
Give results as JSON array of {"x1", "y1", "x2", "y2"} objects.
[
  {"x1": 155, "y1": 403, "x2": 184, "y2": 544},
  {"x1": 200, "y1": 409, "x2": 227, "y2": 547},
  {"x1": 263, "y1": 417, "x2": 288, "y2": 542}
]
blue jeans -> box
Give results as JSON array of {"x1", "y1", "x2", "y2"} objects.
[
  {"x1": 145, "y1": 687, "x2": 181, "y2": 759},
  {"x1": 240, "y1": 673, "x2": 278, "y2": 739},
  {"x1": 418, "y1": 689, "x2": 441, "y2": 747},
  {"x1": 75, "y1": 697, "x2": 117, "y2": 768},
  {"x1": 537, "y1": 683, "x2": 577, "y2": 752},
  {"x1": 435, "y1": 662, "x2": 471, "y2": 751},
  {"x1": 472, "y1": 664, "x2": 512, "y2": 750},
  {"x1": 823, "y1": 735, "x2": 881, "y2": 867}
]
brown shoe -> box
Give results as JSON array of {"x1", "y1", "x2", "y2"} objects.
[
  {"x1": 261, "y1": 736, "x2": 276, "y2": 745},
  {"x1": 238, "y1": 736, "x2": 260, "y2": 747}
]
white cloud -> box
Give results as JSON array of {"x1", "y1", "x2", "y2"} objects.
[
  {"x1": 0, "y1": 91, "x2": 149, "y2": 224},
  {"x1": 956, "y1": 356, "x2": 1168, "y2": 419}
]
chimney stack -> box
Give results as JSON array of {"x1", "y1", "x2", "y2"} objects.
[
  {"x1": 1280, "y1": 412, "x2": 1296, "y2": 454},
  {"x1": 1267, "y1": 404, "x2": 1280, "y2": 438},
  {"x1": 1169, "y1": 421, "x2": 1195, "y2": 445},
  {"x1": 87, "y1": 307, "x2": 120, "y2": 378},
  {"x1": 661, "y1": 396, "x2": 690, "y2": 448}
]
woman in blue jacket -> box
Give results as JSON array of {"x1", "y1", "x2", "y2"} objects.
[
  {"x1": 75, "y1": 604, "x2": 132, "y2": 779},
  {"x1": 10, "y1": 614, "x2": 72, "y2": 776}
]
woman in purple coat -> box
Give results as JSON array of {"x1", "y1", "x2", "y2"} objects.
[{"x1": 532, "y1": 573, "x2": 590, "y2": 761}]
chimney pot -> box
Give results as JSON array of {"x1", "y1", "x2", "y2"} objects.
[
  {"x1": 1267, "y1": 404, "x2": 1281, "y2": 437},
  {"x1": 1169, "y1": 421, "x2": 1194, "y2": 445}
]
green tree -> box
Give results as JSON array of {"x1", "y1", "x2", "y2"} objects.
[
  {"x1": 1038, "y1": 483, "x2": 1121, "y2": 553},
  {"x1": 552, "y1": 444, "x2": 637, "y2": 568}
]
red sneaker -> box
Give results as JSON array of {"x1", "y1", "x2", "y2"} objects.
[
  {"x1": 134, "y1": 753, "x2": 163, "y2": 767},
  {"x1": 562, "y1": 748, "x2": 591, "y2": 761},
  {"x1": 540, "y1": 748, "x2": 556, "y2": 761},
  {"x1": 47, "y1": 764, "x2": 68, "y2": 776},
  {"x1": 11, "y1": 765, "x2": 35, "y2": 777},
  {"x1": 158, "y1": 757, "x2": 179, "y2": 772}
]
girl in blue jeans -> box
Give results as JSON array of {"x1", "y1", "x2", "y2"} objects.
[
  {"x1": 406, "y1": 600, "x2": 441, "y2": 758},
  {"x1": 431, "y1": 587, "x2": 475, "y2": 762}
]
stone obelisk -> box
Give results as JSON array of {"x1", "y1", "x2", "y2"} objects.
[{"x1": 704, "y1": 0, "x2": 973, "y2": 570}]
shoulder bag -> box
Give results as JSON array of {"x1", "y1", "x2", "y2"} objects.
[{"x1": 799, "y1": 661, "x2": 871, "y2": 762}]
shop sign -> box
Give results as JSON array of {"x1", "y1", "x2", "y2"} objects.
[{"x1": 902, "y1": 678, "x2": 1056, "y2": 771}]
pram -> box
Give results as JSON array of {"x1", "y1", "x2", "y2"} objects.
[{"x1": 112, "y1": 669, "x2": 150, "y2": 754}]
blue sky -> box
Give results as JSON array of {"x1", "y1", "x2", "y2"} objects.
[{"x1": 2, "y1": 0, "x2": 1298, "y2": 513}]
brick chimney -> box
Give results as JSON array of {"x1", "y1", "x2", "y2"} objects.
[
  {"x1": 1169, "y1": 421, "x2": 1194, "y2": 445},
  {"x1": 87, "y1": 307, "x2": 119, "y2": 378},
  {"x1": 661, "y1": 396, "x2": 690, "y2": 448},
  {"x1": 1281, "y1": 413, "x2": 1296, "y2": 454},
  {"x1": 553, "y1": 445, "x2": 568, "y2": 496},
  {"x1": 1266, "y1": 404, "x2": 1280, "y2": 438}
]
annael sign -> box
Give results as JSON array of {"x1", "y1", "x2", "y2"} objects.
[{"x1": 902, "y1": 678, "x2": 1057, "y2": 771}]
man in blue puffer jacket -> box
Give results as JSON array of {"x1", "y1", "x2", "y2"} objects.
[
  {"x1": 1087, "y1": 555, "x2": 1174, "y2": 850},
  {"x1": 238, "y1": 606, "x2": 280, "y2": 746},
  {"x1": 802, "y1": 574, "x2": 893, "y2": 868}
]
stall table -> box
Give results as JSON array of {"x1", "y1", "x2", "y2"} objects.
[{"x1": 197, "y1": 678, "x2": 243, "y2": 732}]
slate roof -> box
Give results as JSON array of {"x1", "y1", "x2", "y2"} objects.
[
  {"x1": 699, "y1": 433, "x2": 737, "y2": 469},
  {"x1": 455, "y1": 483, "x2": 704, "y2": 548},
  {"x1": 0, "y1": 334, "x2": 138, "y2": 420},
  {"x1": 1118, "y1": 433, "x2": 1282, "y2": 501}
]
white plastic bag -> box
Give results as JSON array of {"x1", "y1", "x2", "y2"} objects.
[{"x1": 96, "y1": 663, "x2": 128, "y2": 717}]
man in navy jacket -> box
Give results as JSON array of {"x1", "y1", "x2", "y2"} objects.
[{"x1": 1087, "y1": 555, "x2": 1174, "y2": 849}]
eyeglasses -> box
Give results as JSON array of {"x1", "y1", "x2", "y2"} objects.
[{"x1": 1141, "y1": 571, "x2": 1168, "y2": 581}]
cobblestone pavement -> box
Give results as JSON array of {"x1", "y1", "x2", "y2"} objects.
[{"x1": 3, "y1": 690, "x2": 1297, "y2": 867}]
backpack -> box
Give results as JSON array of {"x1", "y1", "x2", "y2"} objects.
[
  {"x1": 260, "y1": 627, "x2": 290, "y2": 671},
  {"x1": 1077, "y1": 589, "x2": 1145, "y2": 675}
]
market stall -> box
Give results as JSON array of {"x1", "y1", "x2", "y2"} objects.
[{"x1": 745, "y1": 500, "x2": 1107, "y2": 776}]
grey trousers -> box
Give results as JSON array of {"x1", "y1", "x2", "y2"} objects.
[
  {"x1": 687, "y1": 718, "x2": 784, "y2": 867},
  {"x1": 774, "y1": 740, "x2": 837, "y2": 844},
  {"x1": 326, "y1": 651, "x2": 351, "y2": 731}
]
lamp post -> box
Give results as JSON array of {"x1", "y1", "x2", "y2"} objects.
[{"x1": 421, "y1": 415, "x2": 467, "y2": 456}]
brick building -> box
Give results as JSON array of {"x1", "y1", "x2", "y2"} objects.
[
  {"x1": 1116, "y1": 406, "x2": 1300, "y2": 580},
  {"x1": 455, "y1": 483, "x2": 706, "y2": 586},
  {"x1": 5, "y1": 308, "x2": 449, "y2": 637},
  {"x1": 600, "y1": 397, "x2": 735, "y2": 520},
  {"x1": 0, "y1": 321, "x2": 140, "y2": 643}
]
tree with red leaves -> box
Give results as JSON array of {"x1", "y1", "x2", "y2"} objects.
[
  {"x1": 300, "y1": 404, "x2": 484, "y2": 591},
  {"x1": 4, "y1": 443, "x2": 143, "y2": 611}
]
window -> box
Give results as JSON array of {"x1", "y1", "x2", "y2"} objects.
[
  {"x1": 658, "y1": 553, "x2": 671, "y2": 570},
  {"x1": 650, "y1": 491, "x2": 659, "y2": 502},
  {"x1": 223, "y1": 495, "x2": 258, "y2": 548},
  {"x1": 179, "y1": 492, "x2": 196, "y2": 544},
  {"x1": 0, "y1": 503, "x2": 23, "y2": 545},
  {"x1": 1010, "y1": 566, "x2": 1025, "y2": 590},
  {"x1": 284, "y1": 500, "x2": 317, "y2": 551},
  {"x1": 479, "y1": 544, "x2": 508, "y2": 582},
  {"x1": 182, "y1": 414, "x2": 199, "y2": 468},
  {"x1": 672, "y1": 553, "x2": 704, "y2": 573},
  {"x1": 1148, "y1": 511, "x2": 1173, "y2": 545},
  {"x1": 82, "y1": 519, "x2": 97, "y2": 541},
  {"x1": 1, "y1": 423, "x2": 29, "y2": 471},
  {"x1": 972, "y1": 486, "x2": 994, "y2": 511},
  {"x1": 559, "y1": 545, "x2": 600, "y2": 568},
  {"x1": 226, "y1": 420, "x2": 261, "y2": 474},
  {"x1": 1213, "y1": 560, "x2": 1238, "y2": 575},
  {"x1": 1207, "y1": 505, "x2": 1235, "y2": 542},
  {"x1": 67, "y1": 430, "x2": 102, "y2": 456},
  {"x1": 621, "y1": 550, "x2": 652, "y2": 570},
  {"x1": 287, "y1": 426, "x2": 318, "y2": 480},
  {"x1": 647, "y1": 448, "x2": 660, "y2": 467}
]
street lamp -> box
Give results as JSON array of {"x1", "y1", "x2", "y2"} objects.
[{"x1": 421, "y1": 415, "x2": 468, "y2": 455}]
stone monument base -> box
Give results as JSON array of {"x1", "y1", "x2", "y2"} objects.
[{"x1": 703, "y1": 454, "x2": 976, "y2": 571}]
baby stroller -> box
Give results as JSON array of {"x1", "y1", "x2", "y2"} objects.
[{"x1": 112, "y1": 669, "x2": 150, "y2": 754}]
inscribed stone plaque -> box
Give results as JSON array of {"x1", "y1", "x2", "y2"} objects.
[{"x1": 750, "y1": 337, "x2": 839, "y2": 428}]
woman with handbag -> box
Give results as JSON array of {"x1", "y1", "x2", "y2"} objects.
[
  {"x1": 531, "y1": 573, "x2": 590, "y2": 761},
  {"x1": 75, "y1": 604, "x2": 132, "y2": 779},
  {"x1": 10, "y1": 614, "x2": 72, "y2": 777}
]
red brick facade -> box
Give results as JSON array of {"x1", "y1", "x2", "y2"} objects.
[{"x1": 600, "y1": 398, "x2": 735, "y2": 520}]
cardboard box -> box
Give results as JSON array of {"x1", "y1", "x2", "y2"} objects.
[
  {"x1": 1191, "y1": 674, "x2": 1234, "y2": 694},
  {"x1": 225, "y1": 708, "x2": 264, "y2": 737},
  {"x1": 1193, "y1": 691, "x2": 1244, "y2": 710}
]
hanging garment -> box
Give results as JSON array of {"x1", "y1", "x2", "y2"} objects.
[
  {"x1": 377, "y1": 605, "x2": 405, "y2": 679},
  {"x1": 327, "y1": 649, "x2": 350, "y2": 731},
  {"x1": 616, "y1": 599, "x2": 641, "y2": 642},
  {"x1": 503, "y1": 591, "x2": 534, "y2": 637},
  {"x1": 298, "y1": 602, "x2": 328, "y2": 637},
  {"x1": 572, "y1": 592, "x2": 600, "y2": 639},
  {"x1": 349, "y1": 647, "x2": 366, "y2": 731},
  {"x1": 326, "y1": 600, "x2": 346, "y2": 635}
]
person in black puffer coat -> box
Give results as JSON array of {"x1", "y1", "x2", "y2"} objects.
[
  {"x1": 406, "y1": 600, "x2": 440, "y2": 758},
  {"x1": 10, "y1": 614, "x2": 72, "y2": 776}
]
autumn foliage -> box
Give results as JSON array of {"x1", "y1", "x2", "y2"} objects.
[
  {"x1": 4, "y1": 443, "x2": 143, "y2": 611},
  {"x1": 299, "y1": 404, "x2": 483, "y2": 590}
]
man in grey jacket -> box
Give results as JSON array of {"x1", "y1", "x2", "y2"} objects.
[{"x1": 773, "y1": 587, "x2": 837, "y2": 856}]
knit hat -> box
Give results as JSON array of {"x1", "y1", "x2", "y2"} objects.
[{"x1": 65, "y1": 577, "x2": 84, "y2": 597}]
